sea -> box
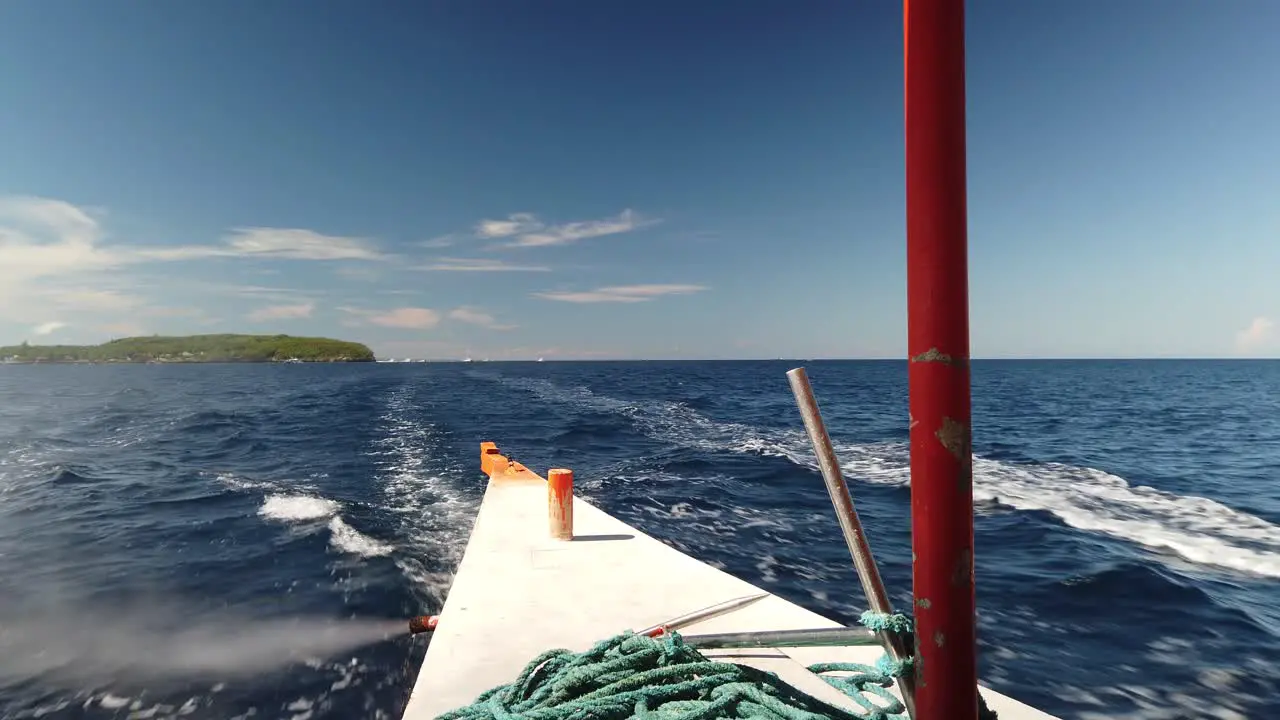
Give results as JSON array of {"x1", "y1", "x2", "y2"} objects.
[{"x1": 1, "y1": 360, "x2": 1277, "y2": 720}]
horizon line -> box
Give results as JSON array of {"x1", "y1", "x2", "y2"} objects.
[{"x1": 373, "y1": 356, "x2": 1280, "y2": 362}]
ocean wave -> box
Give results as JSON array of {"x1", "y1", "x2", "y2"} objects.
[
  {"x1": 260, "y1": 494, "x2": 341, "y2": 522},
  {"x1": 47, "y1": 465, "x2": 96, "y2": 484},
  {"x1": 4, "y1": 361, "x2": 1275, "y2": 720},
  {"x1": 369, "y1": 383, "x2": 480, "y2": 606},
  {"x1": 256, "y1": 493, "x2": 393, "y2": 558},
  {"x1": 329, "y1": 516, "x2": 393, "y2": 557},
  {"x1": 497, "y1": 376, "x2": 1280, "y2": 578}
]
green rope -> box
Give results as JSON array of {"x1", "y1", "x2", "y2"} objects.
[{"x1": 435, "y1": 613, "x2": 998, "y2": 720}]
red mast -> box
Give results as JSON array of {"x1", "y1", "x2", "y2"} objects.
[{"x1": 904, "y1": 0, "x2": 978, "y2": 718}]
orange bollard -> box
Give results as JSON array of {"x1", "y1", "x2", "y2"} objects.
[
  {"x1": 547, "y1": 468, "x2": 574, "y2": 540},
  {"x1": 481, "y1": 442, "x2": 502, "y2": 475},
  {"x1": 408, "y1": 615, "x2": 439, "y2": 634}
]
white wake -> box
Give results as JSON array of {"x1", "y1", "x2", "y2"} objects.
[{"x1": 496, "y1": 377, "x2": 1280, "y2": 578}]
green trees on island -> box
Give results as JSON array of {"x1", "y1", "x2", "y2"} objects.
[{"x1": 0, "y1": 334, "x2": 376, "y2": 363}]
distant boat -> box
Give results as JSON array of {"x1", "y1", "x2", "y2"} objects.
[
  {"x1": 537, "y1": 357, "x2": 545, "y2": 362},
  {"x1": 462, "y1": 357, "x2": 473, "y2": 363}
]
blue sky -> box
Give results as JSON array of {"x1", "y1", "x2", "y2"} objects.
[{"x1": 1, "y1": 1, "x2": 1277, "y2": 360}]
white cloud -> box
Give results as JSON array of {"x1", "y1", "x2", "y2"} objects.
[
  {"x1": 227, "y1": 228, "x2": 382, "y2": 260},
  {"x1": 220, "y1": 284, "x2": 312, "y2": 301},
  {"x1": 98, "y1": 321, "x2": 147, "y2": 338},
  {"x1": 32, "y1": 321, "x2": 67, "y2": 336},
  {"x1": 247, "y1": 302, "x2": 315, "y2": 322},
  {"x1": 340, "y1": 306, "x2": 441, "y2": 329},
  {"x1": 448, "y1": 306, "x2": 516, "y2": 330},
  {"x1": 420, "y1": 234, "x2": 458, "y2": 248},
  {"x1": 52, "y1": 289, "x2": 143, "y2": 312},
  {"x1": 474, "y1": 213, "x2": 542, "y2": 239},
  {"x1": 0, "y1": 196, "x2": 100, "y2": 243},
  {"x1": 0, "y1": 198, "x2": 384, "y2": 299},
  {"x1": 471, "y1": 209, "x2": 657, "y2": 249},
  {"x1": 415, "y1": 257, "x2": 550, "y2": 272},
  {"x1": 140, "y1": 228, "x2": 384, "y2": 262},
  {"x1": 509, "y1": 210, "x2": 650, "y2": 248},
  {"x1": 0, "y1": 194, "x2": 386, "y2": 334},
  {"x1": 0, "y1": 196, "x2": 122, "y2": 287},
  {"x1": 1236, "y1": 316, "x2": 1277, "y2": 354},
  {"x1": 500, "y1": 209, "x2": 655, "y2": 249},
  {"x1": 534, "y1": 284, "x2": 707, "y2": 303},
  {"x1": 141, "y1": 306, "x2": 205, "y2": 318},
  {"x1": 372, "y1": 307, "x2": 440, "y2": 329}
]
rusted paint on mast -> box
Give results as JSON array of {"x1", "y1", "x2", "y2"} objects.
[{"x1": 904, "y1": 0, "x2": 978, "y2": 718}]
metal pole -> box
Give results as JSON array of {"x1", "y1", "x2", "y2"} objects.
[
  {"x1": 682, "y1": 625, "x2": 879, "y2": 650},
  {"x1": 787, "y1": 367, "x2": 916, "y2": 719},
  {"x1": 904, "y1": 0, "x2": 978, "y2": 718},
  {"x1": 637, "y1": 593, "x2": 769, "y2": 637}
]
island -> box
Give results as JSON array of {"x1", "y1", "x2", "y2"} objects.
[{"x1": 0, "y1": 334, "x2": 376, "y2": 364}]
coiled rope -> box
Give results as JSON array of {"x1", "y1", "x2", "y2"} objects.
[{"x1": 435, "y1": 612, "x2": 998, "y2": 720}]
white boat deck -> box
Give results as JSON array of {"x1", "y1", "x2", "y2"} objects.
[{"x1": 402, "y1": 444, "x2": 1058, "y2": 719}]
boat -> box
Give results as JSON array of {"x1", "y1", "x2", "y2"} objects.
[
  {"x1": 402, "y1": 441, "x2": 1055, "y2": 720},
  {"x1": 402, "y1": 4, "x2": 1060, "y2": 718}
]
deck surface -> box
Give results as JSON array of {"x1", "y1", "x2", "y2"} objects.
[{"x1": 402, "y1": 447, "x2": 1058, "y2": 720}]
